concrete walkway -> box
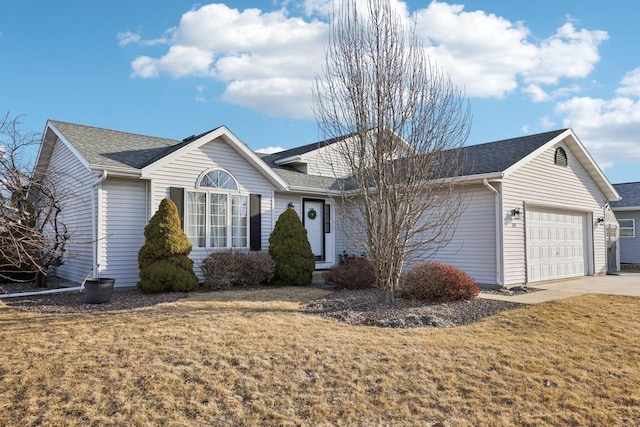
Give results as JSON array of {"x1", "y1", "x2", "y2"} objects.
[{"x1": 479, "y1": 272, "x2": 640, "y2": 304}]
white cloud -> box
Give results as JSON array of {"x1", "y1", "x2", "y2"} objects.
[
  {"x1": 118, "y1": 31, "x2": 141, "y2": 46},
  {"x1": 414, "y1": 3, "x2": 606, "y2": 98},
  {"x1": 539, "y1": 116, "x2": 556, "y2": 129},
  {"x1": 256, "y1": 146, "x2": 285, "y2": 154},
  {"x1": 523, "y1": 23, "x2": 608, "y2": 85},
  {"x1": 124, "y1": 1, "x2": 608, "y2": 117},
  {"x1": 616, "y1": 68, "x2": 640, "y2": 97},
  {"x1": 523, "y1": 84, "x2": 550, "y2": 102},
  {"x1": 222, "y1": 78, "x2": 314, "y2": 118},
  {"x1": 555, "y1": 75, "x2": 640, "y2": 168},
  {"x1": 523, "y1": 83, "x2": 582, "y2": 103},
  {"x1": 117, "y1": 29, "x2": 174, "y2": 47},
  {"x1": 521, "y1": 125, "x2": 530, "y2": 133}
]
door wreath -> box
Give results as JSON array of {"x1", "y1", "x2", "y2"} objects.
[{"x1": 307, "y1": 208, "x2": 317, "y2": 220}]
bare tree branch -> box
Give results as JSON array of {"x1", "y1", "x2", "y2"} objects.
[
  {"x1": 313, "y1": 0, "x2": 471, "y2": 304},
  {"x1": 0, "y1": 113, "x2": 70, "y2": 285}
]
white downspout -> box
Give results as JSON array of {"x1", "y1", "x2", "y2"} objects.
[
  {"x1": 91, "y1": 170, "x2": 108, "y2": 277},
  {"x1": 483, "y1": 179, "x2": 503, "y2": 287}
]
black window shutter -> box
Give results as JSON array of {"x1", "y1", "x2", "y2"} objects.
[
  {"x1": 169, "y1": 187, "x2": 185, "y2": 230},
  {"x1": 250, "y1": 194, "x2": 262, "y2": 251},
  {"x1": 324, "y1": 203, "x2": 331, "y2": 234}
]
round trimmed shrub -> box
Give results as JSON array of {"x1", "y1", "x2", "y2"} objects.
[
  {"x1": 268, "y1": 207, "x2": 315, "y2": 286},
  {"x1": 325, "y1": 257, "x2": 375, "y2": 289},
  {"x1": 400, "y1": 262, "x2": 479, "y2": 302},
  {"x1": 138, "y1": 198, "x2": 199, "y2": 293}
]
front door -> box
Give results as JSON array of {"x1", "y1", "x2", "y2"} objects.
[{"x1": 303, "y1": 199, "x2": 324, "y2": 261}]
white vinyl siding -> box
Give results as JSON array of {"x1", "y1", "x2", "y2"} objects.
[
  {"x1": 415, "y1": 185, "x2": 497, "y2": 285},
  {"x1": 502, "y1": 142, "x2": 607, "y2": 285},
  {"x1": 303, "y1": 140, "x2": 354, "y2": 178},
  {"x1": 616, "y1": 212, "x2": 640, "y2": 263},
  {"x1": 47, "y1": 138, "x2": 95, "y2": 284},
  {"x1": 146, "y1": 138, "x2": 277, "y2": 274},
  {"x1": 332, "y1": 186, "x2": 497, "y2": 285},
  {"x1": 98, "y1": 178, "x2": 148, "y2": 287}
]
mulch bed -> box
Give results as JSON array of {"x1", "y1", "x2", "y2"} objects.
[
  {"x1": 1, "y1": 281, "x2": 188, "y2": 313},
  {"x1": 3, "y1": 281, "x2": 526, "y2": 328},
  {"x1": 303, "y1": 288, "x2": 526, "y2": 328}
]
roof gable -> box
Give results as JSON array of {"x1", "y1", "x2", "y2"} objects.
[
  {"x1": 141, "y1": 126, "x2": 289, "y2": 190},
  {"x1": 611, "y1": 182, "x2": 640, "y2": 209},
  {"x1": 47, "y1": 120, "x2": 181, "y2": 174},
  {"x1": 40, "y1": 121, "x2": 288, "y2": 190},
  {"x1": 501, "y1": 128, "x2": 618, "y2": 201},
  {"x1": 451, "y1": 129, "x2": 568, "y2": 177}
]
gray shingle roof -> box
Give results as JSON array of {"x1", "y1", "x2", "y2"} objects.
[
  {"x1": 262, "y1": 128, "x2": 568, "y2": 189},
  {"x1": 611, "y1": 182, "x2": 640, "y2": 208},
  {"x1": 48, "y1": 120, "x2": 569, "y2": 191},
  {"x1": 260, "y1": 156, "x2": 341, "y2": 190},
  {"x1": 266, "y1": 133, "x2": 356, "y2": 161},
  {"x1": 453, "y1": 128, "x2": 567, "y2": 177},
  {"x1": 49, "y1": 120, "x2": 185, "y2": 171}
]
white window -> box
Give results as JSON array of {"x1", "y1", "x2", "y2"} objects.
[
  {"x1": 619, "y1": 219, "x2": 635, "y2": 238},
  {"x1": 186, "y1": 170, "x2": 248, "y2": 249}
]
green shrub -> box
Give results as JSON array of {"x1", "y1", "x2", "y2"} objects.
[
  {"x1": 399, "y1": 262, "x2": 479, "y2": 302},
  {"x1": 268, "y1": 207, "x2": 315, "y2": 286},
  {"x1": 201, "y1": 251, "x2": 275, "y2": 290},
  {"x1": 138, "y1": 198, "x2": 199, "y2": 293},
  {"x1": 325, "y1": 257, "x2": 375, "y2": 289}
]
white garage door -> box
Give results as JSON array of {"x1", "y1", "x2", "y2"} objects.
[{"x1": 527, "y1": 207, "x2": 588, "y2": 282}]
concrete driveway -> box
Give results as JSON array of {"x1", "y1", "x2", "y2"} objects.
[{"x1": 479, "y1": 272, "x2": 640, "y2": 304}]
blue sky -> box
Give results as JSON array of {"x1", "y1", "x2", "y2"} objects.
[{"x1": 1, "y1": 0, "x2": 639, "y2": 183}]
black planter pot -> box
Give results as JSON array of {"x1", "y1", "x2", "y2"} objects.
[{"x1": 84, "y1": 278, "x2": 116, "y2": 304}]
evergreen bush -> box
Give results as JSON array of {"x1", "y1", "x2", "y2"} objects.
[
  {"x1": 138, "y1": 198, "x2": 199, "y2": 293},
  {"x1": 268, "y1": 207, "x2": 315, "y2": 286}
]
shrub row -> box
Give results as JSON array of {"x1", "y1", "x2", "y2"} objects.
[
  {"x1": 325, "y1": 257, "x2": 478, "y2": 302},
  {"x1": 201, "y1": 251, "x2": 275, "y2": 290}
]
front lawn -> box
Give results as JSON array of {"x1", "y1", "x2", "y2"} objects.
[{"x1": 0, "y1": 288, "x2": 638, "y2": 426}]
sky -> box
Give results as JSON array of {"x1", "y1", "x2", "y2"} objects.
[{"x1": 1, "y1": 0, "x2": 639, "y2": 184}]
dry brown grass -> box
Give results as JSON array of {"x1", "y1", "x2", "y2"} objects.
[{"x1": 1, "y1": 288, "x2": 639, "y2": 426}]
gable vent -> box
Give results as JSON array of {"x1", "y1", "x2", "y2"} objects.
[{"x1": 554, "y1": 147, "x2": 568, "y2": 167}]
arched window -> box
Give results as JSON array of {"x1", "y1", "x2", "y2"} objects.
[
  {"x1": 554, "y1": 147, "x2": 568, "y2": 167},
  {"x1": 198, "y1": 170, "x2": 238, "y2": 190},
  {"x1": 186, "y1": 169, "x2": 247, "y2": 249}
]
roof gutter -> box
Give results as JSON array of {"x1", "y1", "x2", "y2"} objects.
[
  {"x1": 91, "y1": 170, "x2": 108, "y2": 277},
  {"x1": 91, "y1": 166, "x2": 142, "y2": 178},
  {"x1": 483, "y1": 178, "x2": 503, "y2": 287},
  {"x1": 274, "y1": 155, "x2": 303, "y2": 165}
]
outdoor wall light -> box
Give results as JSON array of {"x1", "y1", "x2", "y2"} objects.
[
  {"x1": 511, "y1": 208, "x2": 522, "y2": 220},
  {"x1": 596, "y1": 217, "x2": 605, "y2": 224},
  {"x1": 287, "y1": 202, "x2": 295, "y2": 209}
]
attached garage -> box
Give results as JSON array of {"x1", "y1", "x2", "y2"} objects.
[{"x1": 526, "y1": 206, "x2": 589, "y2": 282}]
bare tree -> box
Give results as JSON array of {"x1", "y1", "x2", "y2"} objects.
[
  {"x1": 0, "y1": 113, "x2": 69, "y2": 286},
  {"x1": 313, "y1": 0, "x2": 471, "y2": 304}
]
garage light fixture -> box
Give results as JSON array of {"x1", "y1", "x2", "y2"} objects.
[
  {"x1": 511, "y1": 208, "x2": 521, "y2": 220},
  {"x1": 596, "y1": 217, "x2": 605, "y2": 224}
]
